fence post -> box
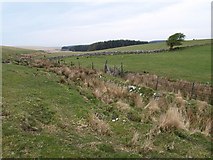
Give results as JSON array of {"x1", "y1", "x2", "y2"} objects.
[
  {"x1": 120, "y1": 62, "x2": 124, "y2": 77},
  {"x1": 155, "y1": 76, "x2": 159, "y2": 90},
  {"x1": 104, "y1": 60, "x2": 108, "y2": 73},
  {"x1": 190, "y1": 82, "x2": 195, "y2": 99}
]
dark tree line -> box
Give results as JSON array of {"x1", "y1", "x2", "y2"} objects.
[{"x1": 61, "y1": 40, "x2": 148, "y2": 51}]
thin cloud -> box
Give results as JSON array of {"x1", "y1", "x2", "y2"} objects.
[{"x1": 1, "y1": 0, "x2": 211, "y2": 46}]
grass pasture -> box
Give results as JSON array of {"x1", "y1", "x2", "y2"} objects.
[
  {"x1": 63, "y1": 44, "x2": 211, "y2": 83},
  {"x1": 1, "y1": 39, "x2": 212, "y2": 158},
  {"x1": 2, "y1": 62, "x2": 212, "y2": 158}
]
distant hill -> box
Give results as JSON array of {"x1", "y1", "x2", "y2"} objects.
[{"x1": 61, "y1": 40, "x2": 148, "y2": 51}]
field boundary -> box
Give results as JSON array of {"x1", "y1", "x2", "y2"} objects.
[{"x1": 47, "y1": 43, "x2": 211, "y2": 60}]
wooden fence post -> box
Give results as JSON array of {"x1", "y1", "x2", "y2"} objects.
[
  {"x1": 155, "y1": 76, "x2": 159, "y2": 90},
  {"x1": 120, "y1": 62, "x2": 124, "y2": 77},
  {"x1": 190, "y1": 82, "x2": 195, "y2": 99},
  {"x1": 104, "y1": 60, "x2": 108, "y2": 73}
]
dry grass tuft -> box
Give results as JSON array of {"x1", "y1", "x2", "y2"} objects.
[
  {"x1": 196, "y1": 100, "x2": 208, "y2": 113},
  {"x1": 59, "y1": 76, "x2": 67, "y2": 84},
  {"x1": 62, "y1": 66, "x2": 72, "y2": 78},
  {"x1": 131, "y1": 93, "x2": 144, "y2": 108},
  {"x1": 88, "y1": 113, "x2": 111, "y2": 136},
  {"x1": 158, "y1": 106, "x2": 186, "y2": 131},
  {"x1": 93, "y1": 89, "x2": 103, "y2": 99},
  {"x1": 116, "y1": 100, "x2": 131, "y2": 112},
  {"x1": 106, "y1": 83, "x2": 128, "y2": 99},
  {"x1": 54, "y1": 67, "x2": 63, "y2": 75},
  {"x1": 203, "y1": 118, "x2": 212, "y2": 136},
  {"x1": 130, "y1": 131, "x2": 140, "y2": 146},
  {"x1": 139, "y1": 138, "x2": 155, "y2": 154},
  {"x1": 175, "y1": 91, "x2": 187, "y2": 108},
  {"x1": 144, "y1": 99, "x2": 160, "y2": 113},
  {"x1": 32, "y1": 59, "x2": 52, "y2": 68}
]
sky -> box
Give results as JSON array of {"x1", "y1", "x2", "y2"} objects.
[{"x1": 0, "y1": 0, "x2": 212, "y2": 47}]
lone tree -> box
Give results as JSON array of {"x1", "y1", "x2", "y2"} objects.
[{"x1": 166, "y1": 33, "x2": 185, "y2": 50}]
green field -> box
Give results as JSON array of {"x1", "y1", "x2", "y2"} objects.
[{"x1": 63, "y1": 44, "x2": 211, "y2": 83}]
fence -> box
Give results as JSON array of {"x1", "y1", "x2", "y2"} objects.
[
  {"x1": 125, "y1": 72, "x2": 212, "y2": 104},
  {"x1": 51, "y1": 58, "x2": 212, "y2": 104}
]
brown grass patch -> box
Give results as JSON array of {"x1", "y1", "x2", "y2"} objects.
[
  {"x1": 203, "y1": 118, "x2": 212, "y2": 136},
  {"x1": 144, "y1": 99, "x2": 160, "y2": 113},
  {"x1": 59, "y1": 76, "x2": 67, "y2": 84},
  {"x1": 158, "y1": 107, "x2": 186, "y2": 131},
  {"x1": 175, "y1": 90, "x2": 187, "y2": 108},
  {"x1": 106, "y1": 83, "x2": 128, "y2": 99},
  {"x1": 196, "y1": 100, "x2": 208, "y2": 113},
  {"x1": 130, "y1": 131, "x2": 140, "y2": 147},
  {"x1": 93, "y1": 89, "x2": 103, "y2": 99},
  {"x1": 88, "y1": 113, "x2": 111, "y2": 136},
  {"x1": 131, "y1": 93, "x2": 144, "y2": 108},
  {"x1": 116, "y1": 100, "x2": 131, "y2": 112}
]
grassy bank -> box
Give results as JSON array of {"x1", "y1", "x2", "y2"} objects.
[{"x1": 2, "y1": 62, "x2": 212, "y2": 158}]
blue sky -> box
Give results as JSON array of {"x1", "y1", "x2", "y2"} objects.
[{"x1": 1, "y1": 0, "x2": 211, "y2": 47}]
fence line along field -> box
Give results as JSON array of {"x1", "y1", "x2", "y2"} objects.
[{"x1": 62, "y1": 44, "x2": 211, "y2": 83}]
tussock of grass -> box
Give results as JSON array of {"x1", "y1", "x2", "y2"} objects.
[
  {"x1": 130, "y1": 93, "x2": 144, "y2": 108},
  {"x1": 59, "y1": 76, "x2": 67, "y2": 84},
  {"x1": 196, "y1": 100, "x2": 208, "y2": 113},
  {"x1": 130, "y1": 131, "x2": 140, "y2": 147},
  {"x1": 116, "y1": 100, "x2": 131, "y2": 112},
  {"x1": 158, "y1": 107, "x2": 186, "y2": 131},
  {"x1": 203, "y1": 118, "x2": 212, "y2": 136},
  {"x1": 144, "y1": 99, "x2": 160, "y2": 113},
  {"x1": 88, "y1": 113, "x2": 111, "y2": 136},
  {"x1": 175, "y1": 90, "x2": 187, "y2": 107}
]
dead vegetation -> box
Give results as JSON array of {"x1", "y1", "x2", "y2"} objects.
[
  {"x1": 125, "y1": 73, "x2": 211, "y2": 104},
  {"x1": 158, "y1": 106, "x2": 186, "y2": 131},
  {"x1": 29, "y1": 59, "x2": 212, "y2": 136},
  {"x1": 88, "y1": 113, "x2": 111, "y2": 136}
]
